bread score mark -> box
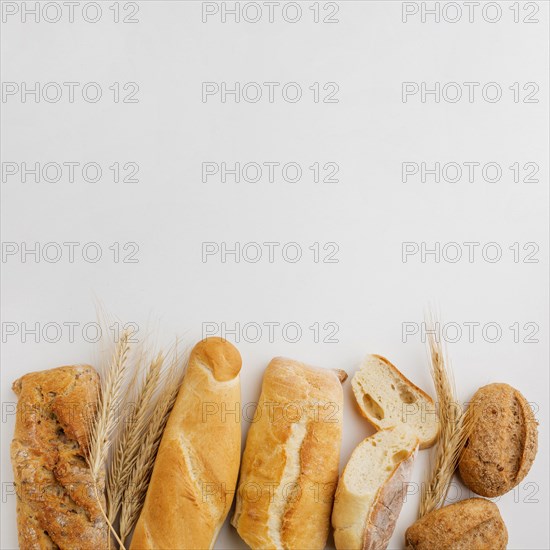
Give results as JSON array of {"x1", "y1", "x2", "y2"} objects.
[
  {"x1": 267, "y1": 416, "x2": 308, "y2": 549},
  {"x1": 195, "y1": 358, "x2": 241, "y2": 388}
]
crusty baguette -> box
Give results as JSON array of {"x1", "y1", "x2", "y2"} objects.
[
  {"x1": 352, "y1": 355, "x2": 438, "y2": 449},
  {"x1": 231, "y1": 357, "x2": 345, "y2": 550},
  {"x1": 459, "y1": 383, "x2": 538, "y2": 497},
  {"x1": 332, "y1": 427, "x2": 418, "y2": 550},
  {"x1": 405, "y1": 498, "x2": 508, "y2": 549},
  {"x1": 130, "y1": 337, "x2": 242, "y2": 550},
  {"x1": 11, "y1": 365, "x2": 108, "y2": 550}
]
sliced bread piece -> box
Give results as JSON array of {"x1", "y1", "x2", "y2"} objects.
[
  {"x1": 352, "y1": 354, "x2": 438, "y2": 449},
  {"x1": 332, "y1": 427, "x2": 418, "y2": 550}
]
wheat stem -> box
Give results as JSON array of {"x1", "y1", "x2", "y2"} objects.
[
  {"x1": 419, "y1": 311, "x2": 475, "y2": 518},
  {"x1": 107, "y1": 353, "x2": 163, "y2": 524},
  {"x1": 118, "y1": 351, "x2": 184, "y2": 547},
  {"x1": 86, "y1": 330, "x2": 132, "y2": 549},
  {"x1": 88, "y1": 331, "x2": 131, "y2": 481}
]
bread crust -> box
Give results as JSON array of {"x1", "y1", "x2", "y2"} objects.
[
  {"x1": 130, "y1": 337, "x2": 242, "y2": 550},
  {"x1": 232, "y1": 357, "x2": 344, "y2": 550},
  {"x1": 459, "y1": 383, "x2": 538, "y2": 497},
  {"x1": 332, "y1": 429, "x2": 417, "y2": 550},
  {"x1": 404, "y1": 498, "x2": 508, "y2": 550},
  {"x1": 363, "y1": 451, "x2": 416, "y2": 550},
  {"x1": 352, "y1": 355, "x2": 438, "y2": 449},
  {"x1": 192, "y1": 336, "x2": 242, "y2": 381},
  {"x1": 11, "y1": 365, "x2": 107, "y2": 550}
]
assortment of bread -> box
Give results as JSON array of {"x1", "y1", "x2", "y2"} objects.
[{"x1": 9, "y1": 337, "x2": 539, "y2": 550}]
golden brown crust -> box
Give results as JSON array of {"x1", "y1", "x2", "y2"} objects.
[
  {"x1": 191, "y1": 336, "x2": 242, "y2": 382},
  {"x1": 404, "y1": 498, "x2": 508, "y2": 550},
  {"x1": 232, "y1": 357, "x2": 344, "y2": 550},
  {"x1": 334, "y1": 369, "x2": 348, "y2": 383},
  {"x1": 459, "y1": 383, "x2": 538, "y2": 497},
  {"x1": 11, "y1": 365, "x2": 107, "y2": 550},
  {"x1": 130, "y1": 339, "x2": 242, "y2": 550}
]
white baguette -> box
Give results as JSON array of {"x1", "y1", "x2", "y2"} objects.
[
  {"x1": 332, "y1": 427, "x2": 418, "y2": 550},
  {"x1": 352, "y1": 354, "x2": 438, "y2": 449},
  {"x1": 130, "y1": 337, "x2": 242, "y2": 550},
  {"x1": 231, "y1": 357, "x2": 345, "y2": 550}
]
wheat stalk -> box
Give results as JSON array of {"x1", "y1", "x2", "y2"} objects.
[
  {"x1": 88, "y1": 331, "x2": 131, "y2": 481},
  {"x1": 419, "y1": 312, "x2": 476, "y2": 518},
  {"x1": 118, "y1": 351, "x2": 184, "y2": 547},
  {"x1": 106, "y1": 352, "x2": 164, "y2": 525},
  {"x1": 86, "y1": 330, "x2": 132, "y2": 549}
]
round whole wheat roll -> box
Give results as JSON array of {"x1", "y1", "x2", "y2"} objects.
[
  {"x1": 459, "y1": 382, "x2": 538, "y2": 497},
  {"x1": 405, "y1": 498, "x2": 508, "y2": 550}
]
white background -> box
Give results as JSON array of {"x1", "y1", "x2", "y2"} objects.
[{"x1": 1, "y1": 1, "x2": 549, "y2": 549}]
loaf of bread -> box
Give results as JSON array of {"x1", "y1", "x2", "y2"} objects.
[
  {"x1": 232, "y1": 357, "x2": 345, "y2": 550},
  {"x1": 11, "y1": 365, "x2": 108, "y2": 550},
  {"x1": 130, "y1": 337, "x2": 242, "y2": 550},
  {"x1": 459, "y1": 382, "x2": 538, "y2": 497},
  {"x1": 352, "y1": 355, "x2": 438, "y2": 448},
  {"x1": 405, "y1": 498, "x2": 508, "y2": 549},
  {"x1": 333, "y1": 427, "x2": 418, "y2": 550}
]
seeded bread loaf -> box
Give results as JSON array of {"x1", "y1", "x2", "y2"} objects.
[
  {"x1": 405, "y1": 498, "x2": 508, "y2": 550},
  {"x1": 332, "y1": 427, "x2": 418, "y2": 550},
  {"x1": 459, "y1": 382, "x2": 538, "y2": 497},
  {"x1": 352, "y1": 355, "x2": 438, "y2": 449},
  {"x1": 130, "y1": 337, "x2": 242, "y2": 550},
  {"x1": 231, "y1": 357, "x2": 346, "y2": 550},
  {"x1": 11, "y1": 365, "x2": 108, "y2": 550}
]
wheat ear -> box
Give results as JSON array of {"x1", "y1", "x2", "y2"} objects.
[
  {"x1": 419, "y1": 312, "x2": 476, "y2": 518},
  {"x1": 118, "y1": 352, "x2": 184, "y2": 547},
  {"x1": 106, "y1": 353, "x2": 163, "y2": 524},
  {"x1": 86, "y1": 331, "x2": 132, "y2": 550},
  {"x1": 88, "y1": 331, "x2": 131, "y2": 481}
]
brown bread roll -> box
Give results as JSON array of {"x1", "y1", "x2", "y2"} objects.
[
  {"x1": 405, "y1": 498, "x2": 508, "y2": 550},
  {"x1": 11, "y1": 365, "x2": 108, "y2": 550},
  {"x1": 130, "y1": 337, "x2": 242, "y2": 550},
  {"x1": 459, "y1": 382, "x2": 538, "y2": 497},
  {"x1": 231, "y1": 357, "x2": 345, "y2": 550}
]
